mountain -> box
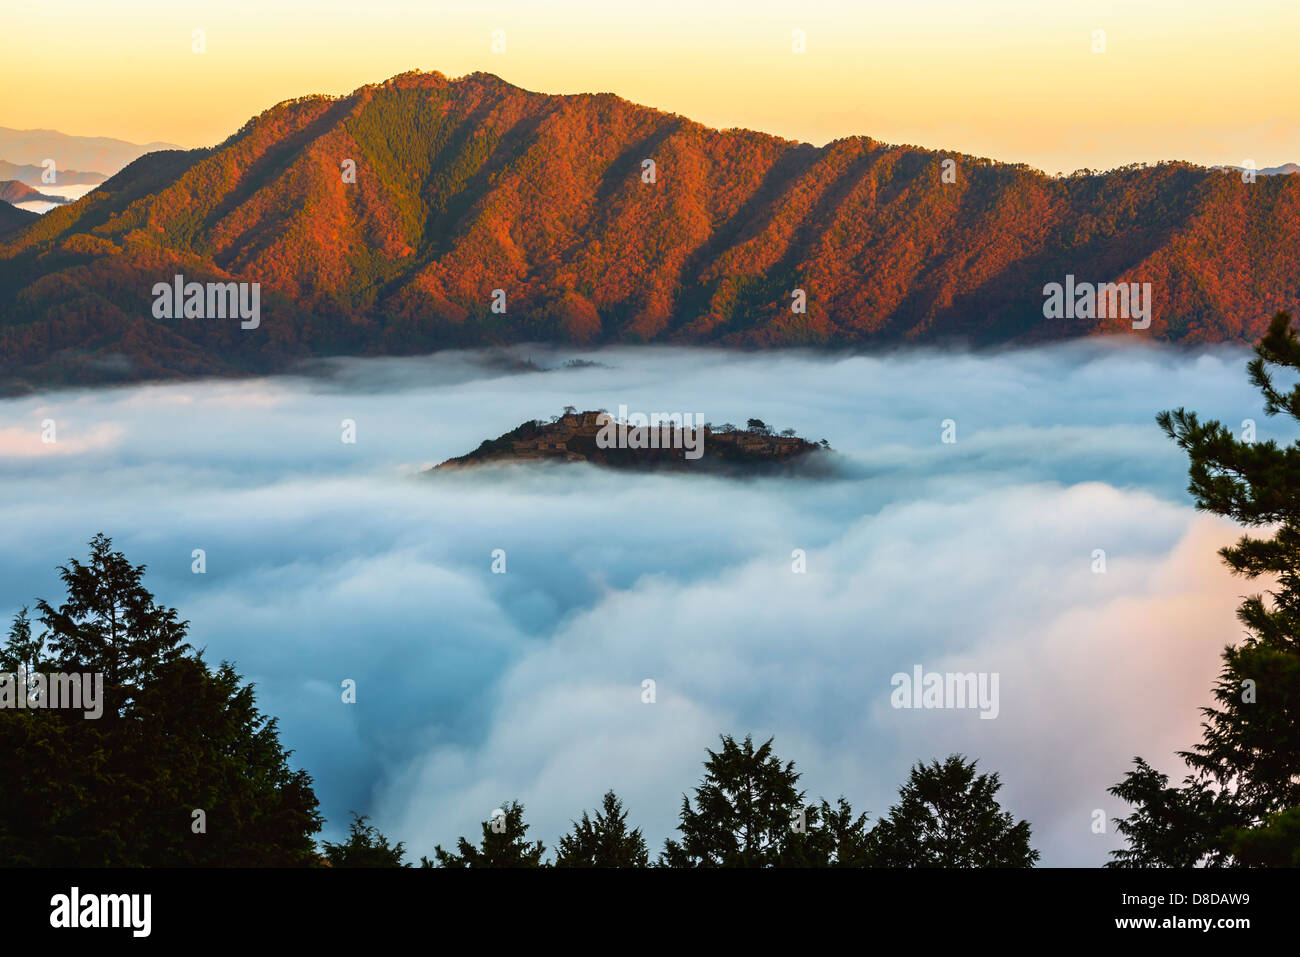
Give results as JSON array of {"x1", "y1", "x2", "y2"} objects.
[
  {"x1": 434, "y1": 410, "x2": 827, "y2": 473},
  {"x1": 0, "y1": 160, "x2": 108, "y2": 188},
  {"x1": 0, "y1": 180, "x2": 69, "y2": 205},
  {"x1": 0, "y1": 200, "x2": 39, "y2": 237},
  {"x1": 1214, "y1": 162, "x2": 1299, "y2": 177},
  {"x1": 1, "y1": 70, "x2": 1298, "y2": 392},
  {"x1": 0, "y1": 127, "x2": 179, "y2": 177}
]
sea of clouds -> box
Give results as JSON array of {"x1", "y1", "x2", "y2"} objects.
[{"x1": 0, "y1": 341, "x2": 1278, "y2": 865}]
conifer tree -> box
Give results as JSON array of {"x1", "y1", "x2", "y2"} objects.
[
  {"x1": 322, "y1": 813, "x2": 409, "y2": 867},
  {"x1": 555, "y1": 791, "x2": 649, "y2": 867},
  {"x1": 1227, "y1": 807, "x2": 1300, "y2": 866},
  {"x1": 0, "y1": 535, "x2": 322, "y2": 866},
  {"x1": 806, "y1": 796, "x2": 874, "y2": 867},
  {"x1": 869, "y1": 755, "x2": 1039, "y2": 867},
  {"x1": 1110, "y1": 312, "x2": 1300, "y2": 866},
  {"x1": 424, "y1": 801, "x2": 546, "y2": 867},
  {"x1": 0, "y1": 609, "x2": 45, "y2": 702},
  {"x1": 34, "y1": 533, "x2": 190, "y2": 714},
  {"x1": 661, "y1": 734, "x2": 816, "y2": 867},
  {"x1": 1106, "y1": 759, "x2": 1238, "y2": 868}
]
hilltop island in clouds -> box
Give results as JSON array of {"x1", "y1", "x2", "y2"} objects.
[
  {"x1": 434, "y1": 408, "x2": 829, "y2": 473},
  {"x1": 1, "y1": 69, "x2": 1297, "y2": 394}
]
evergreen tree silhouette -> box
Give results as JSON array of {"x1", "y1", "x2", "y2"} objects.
[
  {"x1": 555, "y1": 791, "x2": 649, "y2": 867},
  {"x1": 322, "y1": 812, "x2": 409, "y2": 867},
  {"x1": 1110, "y1": 312, "x2": 1300, "y2": 866},
  {"x1": 0, "y1": 535, "x2": 322, "y2": 866},
  {"x1": 869, "y1": 755, "x2": 1038, "y2": 867},
  {"x1": 661, "y1": 734, "x2": 817, "y2": 867},
  {"x1": 424, "y1": 800, "x2": 545, "y2": 867}
]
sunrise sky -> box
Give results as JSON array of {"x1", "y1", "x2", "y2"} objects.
[{"x1": 3, "y1": 0, "x2": 1298, "y2": 173}]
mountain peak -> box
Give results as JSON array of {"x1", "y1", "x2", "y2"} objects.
[
  {"x1": 1, "y1": 74, "x2": 1298, "y2": 391},
  {"x1": 377, "y1": 69, "x2": 452, "y2": 90}
]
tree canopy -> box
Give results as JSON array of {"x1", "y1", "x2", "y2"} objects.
[
  {"x1": 424, "y1": 800, "x2": 546, "y2": 868},
  {"x1": 1109, "y1": 311, "x2": 1300, "y2": 866},
  {"x1": 0, "y1": 534, "x2": 322, "y2": 866},
  {"x1": 555, "y1": 791, "x2": 649, "y2": 867},
  {"x1": 870, "y1": 756, "x2": 1039, "y2": 867}
]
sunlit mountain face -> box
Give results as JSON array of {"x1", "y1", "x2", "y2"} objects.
[{"x1": 2, "y1": 70, "x2": 1298, "y2": 395}]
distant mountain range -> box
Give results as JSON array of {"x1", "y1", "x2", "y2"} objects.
[
  {"x1": 0, "y1": 127, "x2": 178, "y2": 178},
  {"x1": 0, "y1": 159, "x2": 107, "y2": 188},
  {"x1": 1, "y1": 70, "x2": 1298, "y2": 392},
  {"x1": 0, "y1": 180, "x2": 69, "y2": 205},
  {"x1": 1214, "y1": 162, "x2": 1299, "y2": 177}
]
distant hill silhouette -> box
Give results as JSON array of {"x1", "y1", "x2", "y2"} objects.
[
  {"x1": 0, "y1": 200, "x2": 38, "y2": 237},
  {"x1": 2, "y1": 70, "x2": 1298, "y2": 392},
  {"x1": 0, "y1": 127, "x2": 178, "y2": 176},
  {"x1": 1213, "y1": 162, "x2": 1299, "y2": 177},
  {"x1": 0, "y1": 180, "x2": 69, "y2": 205},
  {"x1": 0, "y1": 159, "x2": 107, "y2": 188}
]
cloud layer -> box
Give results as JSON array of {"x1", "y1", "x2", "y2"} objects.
[{"x1": 0, "y1": 340, "x2": 1272, "y2": 864}]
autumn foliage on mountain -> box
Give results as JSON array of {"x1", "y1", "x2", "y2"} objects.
[{"x1": 2, "y1": 69, "x2": 1298, "y2": 391}]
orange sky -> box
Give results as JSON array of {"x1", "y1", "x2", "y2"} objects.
[{"x1": 3, "y1": 0, "x2": 1298, "y2": 173}]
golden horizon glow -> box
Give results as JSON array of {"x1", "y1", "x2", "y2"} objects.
[{"x1": 2, "y1": 0, "x2": 1298, "y2": 174}]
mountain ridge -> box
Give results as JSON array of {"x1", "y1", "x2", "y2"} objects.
[
  {"x1": 0, "y1": 159, "x2": 108, "y2": 188},
  {"x1": 0, "y1": 127, "x2": 180, "y2": 176},
  {"x1": 0, "y1": 200, "x2": 39, "y2": 238},
  {"x1": 0, "y1": 180, "x2": 70, "y2": 206},
  {"x1": 2, "y1": 69, "x2": 1298, "y2": 393}
]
